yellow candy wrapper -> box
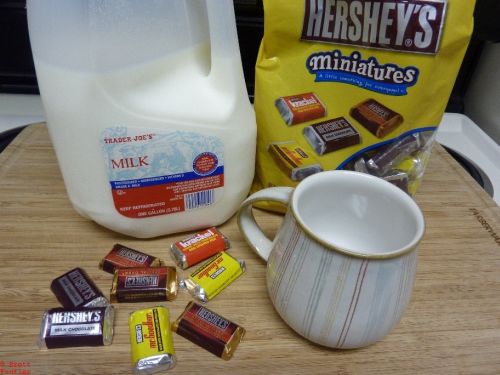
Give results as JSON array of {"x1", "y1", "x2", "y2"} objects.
[
  {"x1": 129, "y1": 306, "x2": 176, "y2": 374},
  {"x1": 181, "y1": 251, "x2": 245, "y2": 303},
  {"x1": 254, "y1": 0, "x2": 475, "y2": 209}
]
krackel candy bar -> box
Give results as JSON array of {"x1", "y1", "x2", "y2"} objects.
[
  {"x1": 181, "y1": 251, "x2": 245, "y2": 303},
  {"x1": 100, "y1": 243, "x2": 162, "y2": 274},
  {"x1": 110, "y1": 266, "x2": 178, "y2": 303},
  {"x1": 275, "y1": 92, "x2": 326, "y2": 125},
  {"x1": 303, "y1": 117, "x2": 361, "y2": 155},
  {"x1": 172, "y1": 301, "x2": 246, "y2": 360},
  {"x1": 268, "y1": 141, "x2": 323, "y2": 181},
  {"x1": 129, "y1": 306, "x2": 176, "y2": 374},
  {"x1": 38, "y1": 305, "x2": 114, "y2": 349},
  {"x1": 50, "y1": 267, "x2": 108, "y2": 308},
  {"x1": 350, "y1": 99, "x2": 404, "y2": 139},
  {"x1": 170, "y1": 227, "x2": 230, "y2": 270}
]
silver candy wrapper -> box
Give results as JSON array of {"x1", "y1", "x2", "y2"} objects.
[
  {"x1": 38, "y1": 305, "x2": 114, "y2": 349},
  {"x1": 134, "y1": 354, "x2": 176, "y2": 375}
]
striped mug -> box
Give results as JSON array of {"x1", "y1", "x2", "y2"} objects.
[{"x1": 238, "y1": 170, "x2": 425, "y2": 349}]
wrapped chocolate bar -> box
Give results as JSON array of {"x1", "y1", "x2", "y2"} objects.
[
  {"x1": 51, "y1": 267, "x2": 108, "y2": 308},
  {"x1": 365, "y1": 133, "x2": 423, "y2": 176},
  {"x1": 129, "y1": 306, "x2": 176, "y2": 374},
  {"x1": 172, "y1": 302, "x2": 246, "y2": 360},
  {"x1": 381, "y1": 170, "x2": 410, "y2": 193},
  {"x1": 268, "y1": 141, "x2": 322, "y2": 181},
  {"x1": 181, "y1": 251, "x2": 245, "y2": 303},
  {"x1": 349, "y1": 131, "x2": 435, "y2": 194},
  {"x1": 350, "y1": 99, "x2": 403, "y2": 139},
  {"x1": 38, "y1": 305, "x2": 114, "y2": 349},
  {"x1": 110, "y1": 266, "x2": 177, "y2": 303},
  {"x1": 100, "y1": 243, "x2": 162, "y2": 274},
  {"x1": 303, "y1": 117, "x2": 361, "y2": 155},
  {"x1": 170, "y1": 227, "x2": 230, "y2": 270},
  {"x1": 275, "y1": 92, "x2": 326, "y2": 125}
]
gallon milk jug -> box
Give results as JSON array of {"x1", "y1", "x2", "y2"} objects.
[{"x1": 27, "y1": 0, "x2": 256, "y2": 238}]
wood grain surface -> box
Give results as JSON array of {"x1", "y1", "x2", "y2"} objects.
[{"x1": 0, "y1": 124, "x2": 499, "y2": 375}]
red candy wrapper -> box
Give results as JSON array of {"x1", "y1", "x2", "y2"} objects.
[{"x1": 170, "y1": 227, "x2": 230, "y2": 269}]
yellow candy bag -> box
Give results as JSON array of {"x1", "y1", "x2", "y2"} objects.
[{"x1": 253, "y1": 0, "x2": 475, "y2": 209}]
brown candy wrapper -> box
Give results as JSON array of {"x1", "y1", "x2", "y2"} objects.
[
  {"x1": 99, "y1": 243, "x2": 162, "y2": 274},
  {"x1": 172, "y1": 301, "x2": 245, "y2": 360},
  {"x1": 110, "y1": 266, "x2": 177, "y2": 303}
]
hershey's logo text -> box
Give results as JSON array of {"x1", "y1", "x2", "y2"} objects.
[
  {"x1": 68, "y1": 269, "x2": 96, "y2": 300},
  {"x1": 124, "y1": 276, "x2": 159, "y2": 288},
  {"x1": 197, "y1": 307, "x2": 230, "y2": 330},
  {"x1": 117, "y1": 248, "x2": 148, "y2": 264},
  {"x1": 51, "y1": 310, "x2": 101, "y2": 324},
  {"x1": 301, "y1": 0, "x2": 447, "y2": 54}
]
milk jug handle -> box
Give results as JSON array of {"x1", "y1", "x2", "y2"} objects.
[
  {"x1": 206, "y1": 1, "x2": 243, "y2": 74},
  {"x1": 237, "y1": 187, "x2": 293, "y2": 262}
]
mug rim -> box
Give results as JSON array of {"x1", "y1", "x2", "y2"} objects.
[{"x1": 290, "y1": 170, "x2": 426, "y2": 260}]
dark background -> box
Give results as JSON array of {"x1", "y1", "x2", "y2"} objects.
[{"x1": 1, "y1": 0, "x2": 499, "y2": 111}]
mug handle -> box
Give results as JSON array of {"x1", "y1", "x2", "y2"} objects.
[{"x1": 237, "y1": 187, "x2": 293, "y2": 262}]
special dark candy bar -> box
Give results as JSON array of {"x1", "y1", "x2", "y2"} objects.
[
  {"x1": 99, "y1": 243, "x2": 162, "y2": 274},
  {"x1": 350, "y1": 99, "x2": 403, "y2": 138},
  {"x1": 38, "y1": 305, "x2": 114, "y2": 349},
  {"x1": 172, "y1": 301, "x2": 245, "y2": 360},
  {"x1": 303, "y1": 117, "x2": 361, "y2": 155},
  {"x1": 50, "y1": 267, "x2": 108, "y2": 308},
  {"x1": 110, "y1": 266, "x2": 178, "y2": 303}
]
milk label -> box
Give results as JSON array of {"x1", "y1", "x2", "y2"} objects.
[{"x1": 101, "y1": 127, "x2": 224, "y2": 219}]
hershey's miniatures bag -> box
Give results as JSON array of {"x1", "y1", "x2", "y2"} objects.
[{"x1": 253, "y1": 0, "x2": 475, "y2": 209}]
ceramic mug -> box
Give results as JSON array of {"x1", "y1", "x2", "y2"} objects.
[{"x1": 237, "y1": 170, "x2": 425, "y2": 349}]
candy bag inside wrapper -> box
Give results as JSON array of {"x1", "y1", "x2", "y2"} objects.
[{"x1": 253, "y1": 0, "x2": 475, "y2": 210}]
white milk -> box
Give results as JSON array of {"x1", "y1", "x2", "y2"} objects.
[{"x1": 28, "y1": 1, "x2": 256, "y2": 238}]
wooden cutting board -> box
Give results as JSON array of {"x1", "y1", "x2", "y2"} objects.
[{"x1": 0, "y1": 124, "x2": 499, "y2": 375}]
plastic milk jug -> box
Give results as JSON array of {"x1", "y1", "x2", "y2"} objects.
[{"x1": 27, "y1": 0, "x2": 256, "y2": 238}]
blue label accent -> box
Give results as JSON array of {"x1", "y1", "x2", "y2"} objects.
[
  {"x1": 110, "y1": 166, "x2": 224, "y2": 190},
  {"x1": 314, "y1": 70, "x2": 410, "y2": 96}
]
